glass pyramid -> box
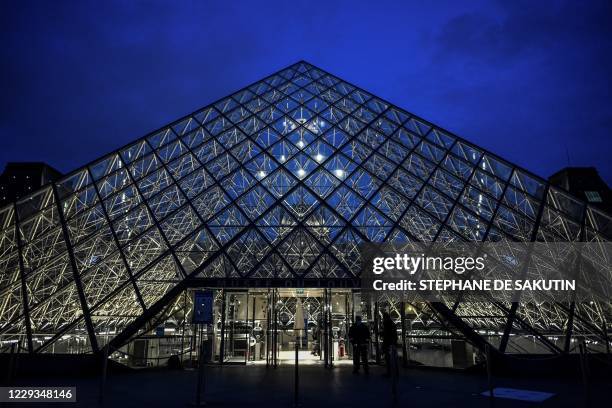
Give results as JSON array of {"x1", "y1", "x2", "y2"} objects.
[{"x1": 0, "y1": 61, "x2": 610, "y2": 355}]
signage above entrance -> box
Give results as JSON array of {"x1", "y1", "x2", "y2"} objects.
[{"x1": 192, "y1": 291, "x2": 214, "y2": 324}]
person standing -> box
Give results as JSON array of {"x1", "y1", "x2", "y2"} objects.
[
  {"x1": 348, "y1": 316, "x2": 370, "y2": 374},
  {"x1": 382, "y1": 312, "x2": 398, "y2": 377},
  {"x1": 311, "y1": 324, "x2": 320, "y2": 356}
]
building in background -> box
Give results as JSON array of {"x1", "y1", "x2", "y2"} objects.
[
  {"x1": 0, "y1": 162, "x2": 62, "y2": 206},
  {"x1": 549, "y1": 167, "x2": 611, "y2": 214}
]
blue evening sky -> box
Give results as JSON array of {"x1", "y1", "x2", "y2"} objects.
[{"x1": 1, "y1": 0, "x2": 611, "y2": 183}]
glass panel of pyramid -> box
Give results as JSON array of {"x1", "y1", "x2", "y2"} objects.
[{"x1": 0, "y1": 61, "x2": 610, "y2": 354}]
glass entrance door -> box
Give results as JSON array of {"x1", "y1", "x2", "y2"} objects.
[
  {"x1": 246, "y1": 290, "x2": 268, "y2": 363},
  {"x1": 329, "y1": 289, "x2": 352, "y2": 365},
  {"x1": 265, "y1": 288, "x2": 325, "y2": 364},
  {"x1": 266, "y1": 288, "x2": 278, "y2": 367},
  {"x1": 212, "y1": 288, "x2": 358, "y2": 366},
  {"x1": 221, "y1": 291, "x2": 248, "y2": 364}
]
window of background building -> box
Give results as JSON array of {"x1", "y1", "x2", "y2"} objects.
[{"x1": 585, "y1": 191, "x2": 603, "y2": 202}]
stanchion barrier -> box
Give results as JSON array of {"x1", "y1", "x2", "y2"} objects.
[
  {"x1": 294, "y1": 335, "x2": 299, "y2": 408},
  {"x1": 485, "y1": 344, "x2": 494, "y2": 407},
  {"x1": 7, "y1": 343, "x2": 16, "y2": 385},
  {"x1": 587, "y1": 352, "x2": 612, "y2": 367},
  {"x1": 99, "y1": 345, "x2": 110, "y2": 405},
  {"x1": 578, "y1": 341, "x2": 590, "y2": 408},
  {"x1": 503, "y1": 353, "x2": 565, "y2": 361},
  {"x1": 583, "y1": 341, "x2": 612, "y2": 363},
  {"x1": 390, "y1": 345, "x2": 399, "y2": 405},
  {"x1": 99, "y1": 344, "x2": 197, "y2": 404},
  {"x1": 112, "y1": 346, "x2": 195, "y2": 359},
  {"x1": 111, "y1": 346, "x2": 196, "y2": 366},
  {"x1": 194, "y1": 340, "x2": 207, "y2": 406}
]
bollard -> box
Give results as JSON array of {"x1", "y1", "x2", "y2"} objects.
[
  {"x1": 485, "y1": 344, "x2": 494, "y2": 407},
  {"x1": 294, "y1": 335, "x2": 299, "y2": 407},
  {"x1": 391, "y1": 345, "x2": 398, "y2": 405},
  {"x1": 99, "y1": 345, "x2": 110, "y2": 405},
  {"x1": 195, "y1": 340, "x2": 206, "y2": 406},
  {"x1": 578, "y1": 341, "x2": 590, "y2": 408},
  {"x1": 7, "y1": 343, "x2": 16, "y2": 385},
  {"x1": 15, "y1": 342, "x2": 21, "y2": 380}
]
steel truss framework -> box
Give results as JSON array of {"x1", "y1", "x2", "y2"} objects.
[{"x1": 0, "y1": 61, "x2": 610, "y2": 356}]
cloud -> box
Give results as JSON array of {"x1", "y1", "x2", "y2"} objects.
[
  {"x1": 437, "y1": 0, "x2": 611, "y2": 63},
  {"x1": 0, "y1": 0, "x2": 610, "y2": 184},
  {"x1": 428, "y1": 0, "x2": 612, "y2": 183}
]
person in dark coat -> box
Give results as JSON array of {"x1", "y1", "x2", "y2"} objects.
[
  {"x1": 348, "y1": 316, "x2": 370, "y2": 373},
  {"x1": 311, "y1": 324, "x2": 320, "y2": 356},
  {"x1": 382, "y1": 312, "x2": 398, "y2": 376}
]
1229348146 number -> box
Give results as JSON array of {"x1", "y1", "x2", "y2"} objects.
[{"x1": 0, "y1": 387, "x2": 76, "y2": 402}]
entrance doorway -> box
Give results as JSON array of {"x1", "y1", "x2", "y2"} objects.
[
  {"x1": 271, "y1": 288, "x2": 323, "y2": 365},
  {"x1": 265, "y1": 288, "x2": 354, "y2": 367},
  {"x1": 213, "y1": 288, "x2": 355, "y2": 366},
  {"x1": 114, "y1": 288, "x2": 432, "y2": 370},
  {"x1": 209, "y1": 290, "x2": 456, "y2": 368}
]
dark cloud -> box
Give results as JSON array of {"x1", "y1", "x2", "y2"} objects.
[
  {"x1": 437, "y1": 1, "x2": 612, "y2": 62},
  {"x1": 430, "y1": 0, "x2": 612, "y2": 183}
]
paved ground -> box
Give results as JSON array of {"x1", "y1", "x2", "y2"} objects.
[{"x1": 6, "y1": 364, "x2": 609, "y2": 407}]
